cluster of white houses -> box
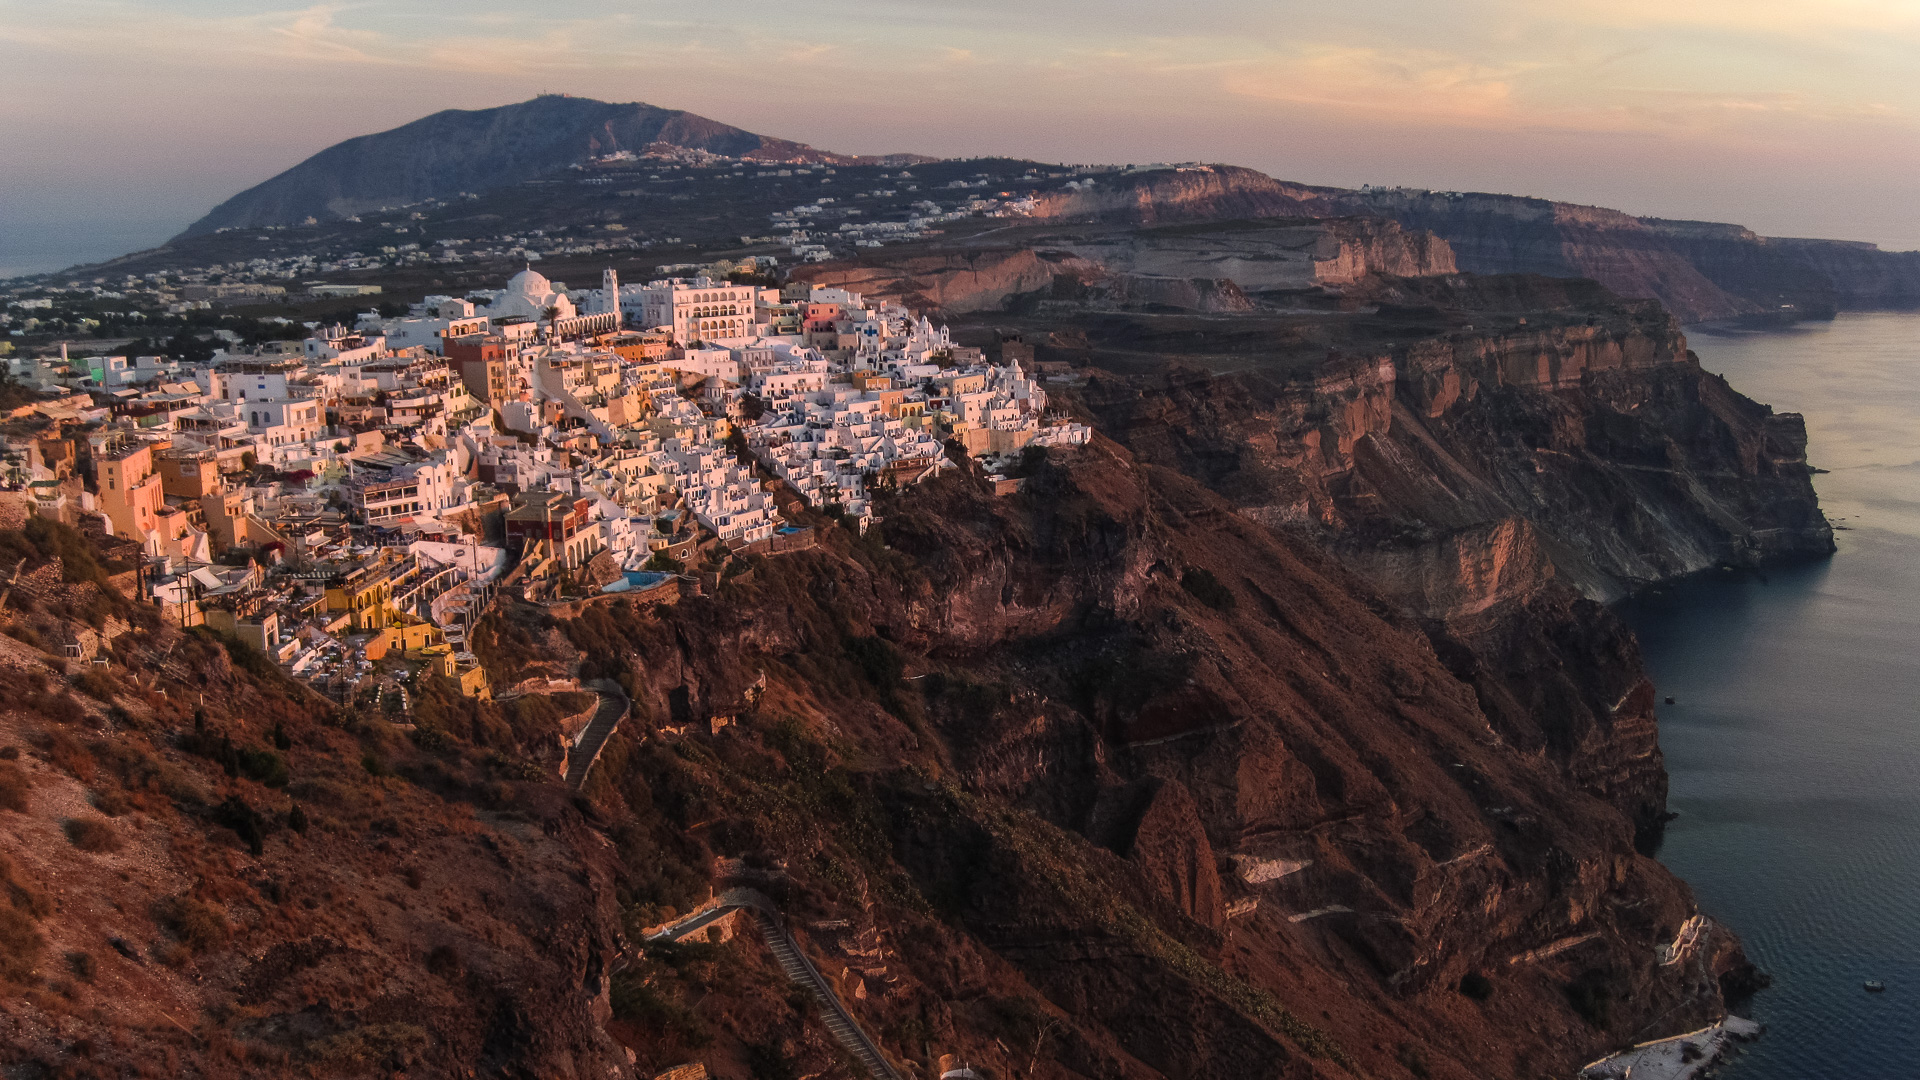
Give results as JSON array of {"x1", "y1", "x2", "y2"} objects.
[{"x1": 3, "y1": 266, "x2": 1087, "y2": 700}]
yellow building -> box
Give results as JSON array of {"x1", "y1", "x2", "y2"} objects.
[
  {"x1": 325, "y1": 550, "x2": 421, "y2": 630},
  {"x1": 95, "y1": 439, "x2": 165, "y2": 541},
  {"x1": 157, "y1": 448, "x2": 222, "y2": 500},
  {"x1": 438, "y1": 651, "x2": 491, "y2": 700}
]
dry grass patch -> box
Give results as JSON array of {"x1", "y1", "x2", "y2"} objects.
[
  {"x1": 63, "y1": 817, "x2": 123, "y2": 853},
  {"x1": 0, "y1": 852, "x2": 50, "y2": 982},
  {"x1": 152, "y1": 894, "x2": 227, "y2": 953},
  {"x1": 0, "y1": 762, "x2": 29, "y2": 812}
]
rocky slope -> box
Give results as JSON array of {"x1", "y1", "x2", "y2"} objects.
[
  {"x1": 0, "y1": 522, "x2": 635, "y2": 1079},
  {"x1": 0, "y1": 278, "x2": 1828, "y2": 1080},
  {"x1": 474, "y1": 341, "x2": 1802, "y2": 1080},
  {"x1": 180, "y1": 95, "x2": 917, "y2": 236}
]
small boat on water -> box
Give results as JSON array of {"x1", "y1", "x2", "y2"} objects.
[{"x1": 1865, "y1": 980, "x2": 1886, "y2": 992}]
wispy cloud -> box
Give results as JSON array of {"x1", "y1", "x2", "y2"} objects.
[{"x1": 0, "y1": 0, "x2": 1915, "y2": 250}]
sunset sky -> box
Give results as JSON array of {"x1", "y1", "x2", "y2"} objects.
[{"x1": 4, "y1": 0, "x2": 1917, "y2": 274}]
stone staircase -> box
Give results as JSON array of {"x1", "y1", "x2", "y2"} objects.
[
  {"x1": 751, "y1": 909, "x2": 904, "y2": 1080},
  {"x1": 646, "y1": 889, "x2": 904, "y2": 1080}
]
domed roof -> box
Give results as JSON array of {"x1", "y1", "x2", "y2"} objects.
[{"x1": 508, "y1": 268, "x2": 552, "y2": 297}]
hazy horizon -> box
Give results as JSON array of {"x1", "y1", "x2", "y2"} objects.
[{"x1": 5, "y1": 1, "x2": 1918, "y2": 277}]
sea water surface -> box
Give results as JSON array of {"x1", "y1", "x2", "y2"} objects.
[{"x1": 1618, "y1": 312, "x2": 1920, "y2": 1079}]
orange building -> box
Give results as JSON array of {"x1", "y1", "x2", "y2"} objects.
[{"x1": 96, "y1": 440, "x2": 165, "y2": 541}]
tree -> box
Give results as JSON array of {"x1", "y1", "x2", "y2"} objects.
[{"x1": 164, "y1": 329, "x2": 216, "y2": 365}]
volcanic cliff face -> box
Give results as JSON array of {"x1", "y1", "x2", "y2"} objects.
[
  {"x1": 790, "y1": 218, "x2": 1454, "y2": 316},
  {"x1": 0, "y1": 281, "x2": 1826, "y2": 1080},
  {"x1": 450, "y1": 279, "x2": 1813, "y2": 1078},
  {"x1": 1327, "y1": 192, "x2": 1754, "y2": 323},
  {"x1": 1641, "y1": 223, "x2": 1920, "y2": 315},
  {"x1": 1053, "y1": 218, "x2": 1456, "y2": 290},
  {"x1": 1027, "y1": 165, "x2": 1341, "y2": 224},
  {"x1": 1076, "y1": 288, "x2": 1834, "y2": 607},
  {"x1": 482, "y1": 411, "x2": 1775, "y2": 1080},
  {"x1": 1065, "y1": 285, "x2": 1828, "y2": 861},
  {"x1": 1028, "y1": 167, "x2": 1920, "y2": 322}
]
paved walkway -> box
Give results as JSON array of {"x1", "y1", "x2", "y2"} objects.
[
  {"x1": 564, "y1": 683, "x2": 629, "y2": 791},
  {"x1": 1579, "y1": 1015, "x2": 1763, "y2": 1080}
]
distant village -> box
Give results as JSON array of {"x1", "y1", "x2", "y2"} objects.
[{"x1": 0, "y1": 266, "x2": 1089, "y2": 705}]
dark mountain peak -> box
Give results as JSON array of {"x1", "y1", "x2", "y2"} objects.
[{"x1": 177, "y1": 95, "x2": 917, "y2": 238}]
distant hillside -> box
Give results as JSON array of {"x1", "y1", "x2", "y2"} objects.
[
  {"x1": 1031, "y1": 167, "x2": 1920, "y2": 322},
  {"x1": 179, "y1": 95, "x2": 924, "y2": 238}
]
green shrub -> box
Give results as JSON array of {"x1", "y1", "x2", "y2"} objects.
[
  {"x1": 1564, "y1": 969, "x2": 1614, "y2": 1028},
  {"x1": 0, "y1": 518, "x2": 131, "y2": 591},
  {"x1": 156, "y1": 763, "x2": 208, "y2": 806},
  {"x1": 238, "y1": 747, "x2": 289, "y2": 788},
  {"x1": 0, "y1": 849, "x2": 52, "y2": 988},
  {"x1": 425, "y1": 943, "x2": 462, "y2": 979},
  {"x1": 1180, "y1": 568, "x2": 1237, "y2": 611},
  {"x1": 746, "y1": 1041, "x2": 799, "y2": 1080},
  {"x1": 609, "y1": 971, "x2": 711, "y2": 1047},
  {"x1": 31, "y1": 692, "x2": 87, "y2": 726},
  {"x1": 72, "y1": 668, "x2": 116, "y2": 701},
  {"x1": 213, "y1": 796, "x2": 266, "y2": 856}
]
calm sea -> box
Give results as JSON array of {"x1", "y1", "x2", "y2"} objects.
[{"x1": 1618, "y1": 312, "x2": 1920, "y2": 1079}]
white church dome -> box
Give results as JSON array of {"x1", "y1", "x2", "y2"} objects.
[{"x1": 507, "y1": 268, "x2": 553, "y2": 297}]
